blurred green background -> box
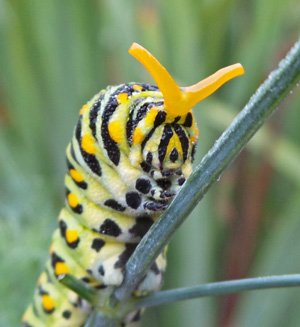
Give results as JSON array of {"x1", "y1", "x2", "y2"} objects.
[{"x1": 0, "y1": 0, "x2": 300, "y2": 326}]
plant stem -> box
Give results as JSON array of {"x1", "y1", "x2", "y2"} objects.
[
  {"x1": 132, "y1": 274, "x2": 300, "y2": 310},
  {"x1": 59, "y1": 274, "x2": 97, "y2": 305},
  {"x1": 113, "y1": 38, "x2": 300, "y2": 304}
]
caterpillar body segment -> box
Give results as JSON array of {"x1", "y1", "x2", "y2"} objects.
[{"x1": 23, "y1": 43, "x2": 244, "y2": 327}]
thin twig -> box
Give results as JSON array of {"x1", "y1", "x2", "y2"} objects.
[
  {"x1": 59, "y1": 274, "x2": 97, "y2": 305},
  {"x1": 132, "y1": 274, "x2": 300, "y2": 310}
]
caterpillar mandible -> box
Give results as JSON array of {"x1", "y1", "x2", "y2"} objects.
[{"x1": 22, "y1": 43, "x2": 244, "y2": 327}]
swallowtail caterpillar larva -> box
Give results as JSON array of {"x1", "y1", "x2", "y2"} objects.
[{"x1": 22, "y1": 43, "x2": 244, "y2": 327}]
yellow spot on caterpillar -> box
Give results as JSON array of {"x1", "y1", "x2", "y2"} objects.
[
  {"x1": 66, "y1": 229, "x2": 79, "y2": 244},
  {"x1": 167, "y1": 134, "x2": 182, "y2": 158},
  {"x1": 70, "y1": 169, "x2": 84, "y2": 182},
  {"x1": 79, "y1": 104, "x2": 89, "y2": 115},
  {"x1": 133, "y1": 84, "x2": 143, "y2": 91},
  {"x1": 42, "y1": 294, "x2": 55, "y2": 312},
  {"x1": 108, "y1": 121, "x2": 122, "y2": 143},
  {"x1": 49, "y1": 243, "x2": 54, "y2": 255},
  {"x1": 190, "y1": 134, "x2": 198, "y2": 145},
  {"x1": 145, "y1": 107, "x2": 159, "y2": 126},
  {"x1": 132, "y1": 127, "x2": 144, "y2": 144},
  {"x1": 68, "y1": 193, "x2": 79, "y2": 208},
  {"x1": 82, "y1": 134, "x2": 97, "y2": 154},
  {"x1": 190, "y1": 128, "x2": 199, "y2": 145},
  {"x1": 116, "y1": 92, "x2": 128, "y2": 104},
  {"x1": 55, "y1": 262, "x2": 69, "y2": 275}
]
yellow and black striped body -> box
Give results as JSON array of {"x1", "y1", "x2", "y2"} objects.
[{"x1": 22, "y1": 83, "x2": 199, "y2": 327}]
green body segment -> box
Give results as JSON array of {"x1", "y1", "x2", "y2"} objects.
[{"x1": 22, "y1": 83, "x2": 198, "y2": 327}]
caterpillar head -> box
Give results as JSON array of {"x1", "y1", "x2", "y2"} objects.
[{"x1": 128, "y1": 43, "x2": 244, "y2": 175}]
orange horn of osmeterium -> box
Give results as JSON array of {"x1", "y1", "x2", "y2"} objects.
[{"x1": 129, "y1": 42, "x2": 244, "y2": 116}]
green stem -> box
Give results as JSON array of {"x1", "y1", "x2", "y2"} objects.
[
  {"x1": 132, "y1": 274, "x2": 300, "y2": 310},
  {"x1": 113, "y1": 38, "x2": 300, "y2": 304},
  {"x1": 59, "y1": 274, "x2": 97, "y2": 305}
]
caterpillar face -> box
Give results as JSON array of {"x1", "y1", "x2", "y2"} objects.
[
  {"x1": 125, "y1": 87, "x2": 198, "y2": 193},
  {"x1": 136, "y1": 101, "x2": 197, "y2": 173},
  {"x1": 22, "y1": 43, "x2": 244, "y2": 327},
  {"x1": 126, "y1": 91, "x2": 198, "y2": 204}
]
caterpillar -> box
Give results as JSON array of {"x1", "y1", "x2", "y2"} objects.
[{"x1": 22, "y1": 43, "x2": 244, "y2": 327}]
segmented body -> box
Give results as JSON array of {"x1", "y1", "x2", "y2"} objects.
[{"x1": 22, "y1": 83, "x2": 198, "y2": 327}]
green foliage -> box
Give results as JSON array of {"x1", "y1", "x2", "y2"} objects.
[{"x1": 0, "y1": 1, "x2": 299, "y2": 326}]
